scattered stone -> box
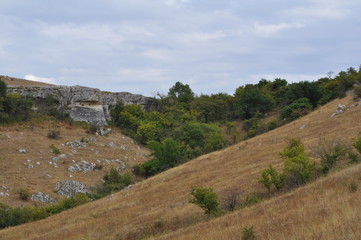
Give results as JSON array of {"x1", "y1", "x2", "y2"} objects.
[
  {"x1": 71, "y1": 149, "x2": 80, "y2": 154},
  {"x1": 331, "y1": 104, "x2": 347, "y2": 117},
  {"x1": 36, "y1": 162, "x2": 41, "y2": 166},
  {"x1": 108, "y1": 142, "x2": 116, "y2": 147},
  {"x1": 55, "y1": 180, "x2": 90, "y2": 197},
  {"x1": 68, "y1": 160, "x2": 95, "y2": 173},
  {"x1": 66, "y1": 140, "x2": 87, "y2": 148},
  {"x1": 18, "y1": 149, "x2": 26, "y2": 153},
  {"x1": 123, "y1": 184, "x2": 133, "y2": 191},
  {"x1": 69, "y1": 175, "x2": 73, "y2": 178},
  {"x1": 27, "y1": 164, "x2": 34, "y2": 169},
  {"x1": 0, "y1": 192, "x2": 10, "y2": 197},
  {"x1": 300, "y1": 124, "x2": 307, "y2": 129},
  {"x1": 0, "y1": 186, "x2": 10, "y2": 197},
  {"x1": 96, "y1": 127, "x2": 112, "y2": 136},
  {"x1": 52, "y1": 157, "x2": 59, "y2": 161},
  {"x1": 49, "y1": 161, "x2": 53, "y2": 165},
  {"x1": 120, "y1": 145, "x2": 128, "y2": 150},
  {"x1": 26, "y1": 159, "x2": 32, "y2": 163},
  {"x1": 59, "y1": 154, "x2": 67, "y2": 159},
  {"x1": 31, "y1": 192, "x2": 57, "y2": 204}
]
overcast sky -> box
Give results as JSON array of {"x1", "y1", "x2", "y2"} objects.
[{"x1": 1, "y1": 0, "x2": 361, "y2": 96}]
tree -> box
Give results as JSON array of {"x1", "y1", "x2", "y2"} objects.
[
  {"x1": 234, "y1": 85, "x2": 274, "y2": 119},
  {"x1": 168, "y1": 81, "x2": 194, "y2": 104},
  {"x1": 0, "y1": 80, "x2": 6, "y2": 98},
  {"x1": 189, "y1": 187, "x2": 220, "y2": 216},
  {"x1": 284, "y1": 81, "x2": 323, "y2": 107},
  {"x1": 280, "y1": 98, "x2": 313, "y2": 121}
]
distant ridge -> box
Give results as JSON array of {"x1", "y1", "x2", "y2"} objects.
[{"x1": 0, "y1": 75, "x2": 55, "y2": 87}]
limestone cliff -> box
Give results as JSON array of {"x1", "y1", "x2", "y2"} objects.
[{"x1": 6, "y1": 84, "x2": 158, "y2": 126}]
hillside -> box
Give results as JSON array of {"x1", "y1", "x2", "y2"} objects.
[
  {"x1": 0, "y1": 118, "x2": 150, "y2": 208},
  {"x1": 1, "y1": 92, "x2": 360, "y2": 239},
  {"x1": 0, "y1": 76, "x2": 54, "y2": 87}
]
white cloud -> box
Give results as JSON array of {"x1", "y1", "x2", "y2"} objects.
[
  {"x1": 165, "y1": 0, "x2": 191, "y2": 7},
  {"x1": 116, "y1": 68, "x2": 171, "y2": 82},
  {"x1": 180, "y1": 31, "x2": 229, "y2": 42},
  {"x1": 24, "y1": 74, "x2": 56, "y2": 84},
  {"x1": 253, "y1": 22, "x2": 304, "y2": 37}
]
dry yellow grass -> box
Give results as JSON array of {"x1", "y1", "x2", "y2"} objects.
[
  {"x1": 0, "y1": 76, "x2": 54, "y2": 86},
  {"x1": 1, "y1": 95, "x2": 361, "y2": 239},
  {"x1": 0, "y1": 118, "x2": 150, "y2": 207}
]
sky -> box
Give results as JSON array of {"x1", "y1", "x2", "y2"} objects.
[{"x1": 1, "y1": 0, "x2": 361, "y2": 96}]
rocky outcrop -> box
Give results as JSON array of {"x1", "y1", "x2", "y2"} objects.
[
  {"x1": 31, "y1": 192, "x2": 58, "y2": 204},
  {"x1": 54, "y1": 180, "x2": 90, "y2": 197},
  {"x1": 6, "y1": 85, "x2": 158, "y2": 126}
]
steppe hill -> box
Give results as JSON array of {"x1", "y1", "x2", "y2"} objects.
[{"x1": 1, "y1": 70, "x2": 361, "y2": 239}]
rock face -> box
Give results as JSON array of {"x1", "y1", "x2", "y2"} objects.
[
  {"x1": 54, "y1": 180, "x2": 90, "y2": 197},
  {"x1": 7, "y1": 85, "x2": 158, "y2": 126}
]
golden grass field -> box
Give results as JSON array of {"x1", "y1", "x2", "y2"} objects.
[
  {"x1": 0, "y1": 118, "x2": 150, "y2": 208},
  {"x1": 1, "y1": 94, "x2": 361, "y2": 240}
]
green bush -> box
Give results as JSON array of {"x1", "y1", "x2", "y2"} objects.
[
  {"x1": 258, "y1": 165, "x2": 285, "y2": 192},
  {"x1": 280, "y1": 139, "x2": 316, "y2": 185},
  {"x1": 48, "y1": 129, "x2": 60, "y2": 139},
  {"x1": 242, "y1": 226, "x2": 256, "y2": 240},
  {"x1": 102, "y1": 168, "x2": 134, "y2": 194},
  {"x1": 314, "y1": 139, "x2": 347, "y2": 174},
  {"x1": 0, "y1": 193, "x2": 90, "y2": 230},
  {"x1": 18, "y1": 188, "x2": 30, "y2": 201},
  {"x1": 50, "y1": 144, "x2": 61, "y2": 154},
  {"x1": 189, "y1": 187, "x2": 220, "y2": 216},
  {"x1": 353, "y1": 85, "x2": 361, "y2": 98},
  {"x1": 280, "y1": 98, "x2": 313, "y2": 121},
  {"x1": 352, "y1": 135, "x2": 361, "y2": 154},
  {"x1": 138, "y1": 138, "x2": 184, "y2": 177}
]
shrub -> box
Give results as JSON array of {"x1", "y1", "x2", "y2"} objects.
[
  {"x1": 314, "y1": 139, "x2": 347, "y2": 174},
  {"x1": 18, "y1": 188, "x2": 30, "y2": 201},
  {"x1": 241, "y1": 193, "x2": 262, "y2": 208},
  {"x1": 221, "y1": 191, "x2": 241, "y2": 211},
  {"x1": 349, "y1": 182, "x2": 358, "y2": 193},
  {"x1": 280, "y1": 98, "x2": 313, "y2": 121},
  {"x1": 102, "y1": 168, "x2": 134, "y2": 194},
  {"x1": 348, "y1": 151, "x2": 360, "y2": 164},
  {"x1": 189, "y1": 187, "x2": 220, "y2": 216},
  {"x1": 352, "y1": 135, "x2": 361, "y2": 154},
  {"x1": 47, "y1": 129, "x2": 60, "y2": 139},
  {"x1": 242, "y1": 226, "x2": 256, "y2": 240},
  {"x1": 258, "y1": 165, "x2": 285, "y2": 192},
  {"x1": 50, "y1": 144, "x2": 61, "y2": 154},
  {"x1": 280, "y1": 139, "x2": 316, "y2": 185},
  {"x1": 353, "y1": 85, "x2": 361, "y2": 98},
  {"x1": 138, "y1": 138, "x2": 184, "y2": 176}
]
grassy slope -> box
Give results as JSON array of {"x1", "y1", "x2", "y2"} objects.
[
  {"x1": 1, "y1": 95, "x2": 361, "y2": 239},
  {"x1": 0, "y1": 118, "x2": 150, "y2": 208}
]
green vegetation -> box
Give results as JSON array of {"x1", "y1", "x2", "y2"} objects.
[
  {"x1": 101, "y1": 167, "x2": 133, "y2": 194},
  {"x1": 189, "y1": 187, "x2": 220, "y2": 216},
  {"x1": 241, "y1": 226, "x2": 256, "y2": 240},
  {"x1": 0, "y1": 193, "x2": 90, "y2": 230},
  {"x1": 314, "y1": 140, "x2": 347, "y2": 174},
  {"x1": 258, "y1": 165, "x2": 285, "y2": 192}
]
